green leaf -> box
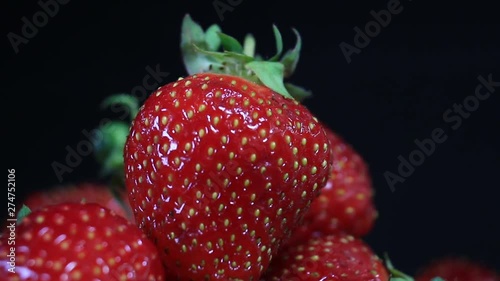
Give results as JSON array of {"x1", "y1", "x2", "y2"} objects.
[
  {"x1": 245, "y1": 61, "x2": 292, "y2": 99},
  {"x1": 285, "y1": 83, "x2": 312, "y2": 102},
  {"x1": 281, "y1": 28, "x2": 302, "y2": 78},
  {"x1": 269, "y1": 25, "x2": 283, "y2": 61},
  {"x1": 17, "y1": 205, "x2": 31, "y2": 225},
  {"x1": 430, "y1": 278, "x2": 445, "y2": 281},
  {"x1": 205, "y1": 24, "x2": 222, "y2": 51},
  {"x1": 218, "y1": 32, "x2": 244, "y2": 53},
  {"x1": 100, "y1": 93, "x2": 140, "y2": 121},
  {"x1": 243, "y1": 33, "x2": 256, "y2": 57}
]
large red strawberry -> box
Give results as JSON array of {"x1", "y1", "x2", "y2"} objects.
[
  {"x1": 0, "y1": 202, "x2": 165, "y2": 280},
  {"x1": 261, "y1": 233, "x2": 389, "y2": 280},
  {"x1": 21, "y1": 182, "x2": 134, "y2": 223},
  {"x1": 284, "y1": 126, "x2": 377, "y2": 246},
  {"x1": 415, "y1": 256, "x2": 500, "y2": 281},
  {"x1": 123, "y1": 15, "x2": 333, "y2": 280}
]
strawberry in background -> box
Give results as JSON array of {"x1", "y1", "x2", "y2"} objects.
[
  {"x1": 0, "y1": 202, "x2": 164, "y2": 280},
  {"x1": 262, "y1": 233, "x2": 389, "y2": 281},
  {"x1": 20, "y1": 182, "x2": 134, "y2": 223},
  {"x1": 284, "y1": 125, "x2": 378, "y2": 247},
  {"x1": 415, "y1": 256, "x2": 500, "y2": 281}
]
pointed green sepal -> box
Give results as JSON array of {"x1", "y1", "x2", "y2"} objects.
[
  {"x1": 285, "y1": 83, "x2": 312, "y2": 102},
  {"x1": 205, "y1": 24, "x2": 222, "y2": 51},
  {"x1": 269, "y1": 25, "x2": 283, "y2": 61},
  {"x1": 181, "y1": 14, "x2": 205, "y2": 44},
  {"x1": 93, "y1": 121, "x2": 130, "y2": 182},
  {"x1": 281, "y1": 28, "x2": 302, "y2": 78},
  {"x1": 245, "y1": 61, "x2": 292, "y2": 99},
  {"x1": 191, "y1": 44, "x2": 254, "y2": 71},
  {"x1": 17, "y1": 205, "x2": 31, "y2": 225},
  {"x1": 181, "y1": 14, "x2": 222, "y2": 75},
  {"x1": 218, "y1": 32, "x2": 244, "y2": 53},
  {"x1": 385, "y1": 253, "x2": 415, "y2": 281},
  {"x1": 100, "y1": 93, "x2": 139, "y2": 122}
]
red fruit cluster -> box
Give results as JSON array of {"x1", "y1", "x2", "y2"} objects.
[
  {"x1": 3, "y1": 13, "x2": 496, "y2": 281},
  {"x1": 118, "y1": 14, "x2": 387, "y2": 280}
]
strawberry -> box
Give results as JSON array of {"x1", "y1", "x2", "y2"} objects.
[
  {"x1": 261, "y1": 233, "x2": 389, "y2": 281},
  {"x1": 415, "y1": 256, "x2": 500, "y2": 281},
  {"x1": 123, "y1": 15, "x2": 333, "y2": 280},
  {"x1": 0, "y1": 202, "x2": 165, "y2": 280},
  {"x1": 21, "y1": 182, "x2": 135, "y2": 223},
  {"x1": 284, "y1": 126, "x2": 377, "y2": 246}
]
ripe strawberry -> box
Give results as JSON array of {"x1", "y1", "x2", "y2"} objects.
[
  {"x1": 415, "y1": 256, "x2": 500, "y2": 281},
  {"x1": 0, "y1": 202, "x2": 165, "y2": 280},
  {"x1": 261, "y1": 233, "x2": 389, "y2": 280},
  {"x1": 123, "y1": 15, "x2": 333, "y2": 280},
  {"x1": 284, "y1": 126, "x2": 377, "y2": 246},
  {"x1": 21, "y1": 182, "x2": 134, "y2": 223}
]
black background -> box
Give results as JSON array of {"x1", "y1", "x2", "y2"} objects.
[{"x1": 3, "y1": 0, "x2": 500, "y2": 276}]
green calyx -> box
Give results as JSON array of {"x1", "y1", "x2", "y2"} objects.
[
  {"x1": 180, "y1": 14, "x2": 311, "y2": 102},
  {"x1": 92, "y1": 94, "x2": 139, "y2": 186}
]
